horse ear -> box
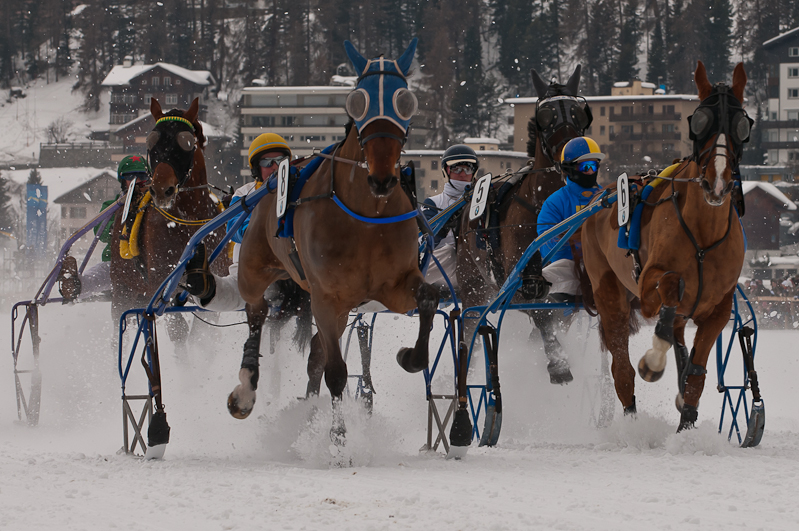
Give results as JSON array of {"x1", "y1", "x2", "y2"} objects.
[
  {"x1": 694, "y1": 61, "x2": 713, "y2": 100},
  {"x1": 150, "y1": 97, "x2": 163, "y2": 120},
  {"x1": 184, "y1": 98, "x2": 200, "y2": 124},
  {"x1": 345, "y1": 40, "x2": 368, "y2": 76},
  {"x1": 530, "y1": 69, "x2": 548, "y2": 99},
  {"x1": 565, "y1": 64, "x2": 582, "y2": 95},
  {"x1": 397, "y1": 37, "x2": 418, "y2": 76},
  {"x1": 732, "y1": 62, "x2": 747, "y2": 103}
]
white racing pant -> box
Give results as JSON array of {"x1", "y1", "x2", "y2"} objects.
[
  {"x1": 425, "y1": 243, "x2": 458, "y2": 288},
  {"x1": 542, "y1": 258, "x2": 581, "y2": 296}
]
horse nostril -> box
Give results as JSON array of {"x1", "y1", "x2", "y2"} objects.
[{"x1": 165, "y1": 187, "x2": 175, "y2": 197}]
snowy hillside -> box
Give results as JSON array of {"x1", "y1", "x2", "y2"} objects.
[{"x1": 0, "y1": 76, "x2": 109, "y2": 165}]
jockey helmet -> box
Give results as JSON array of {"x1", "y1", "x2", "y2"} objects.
[
  {"x1": 441, "y1": 144, "x2": 479, "y2": 179},
  {"x1": 560, "y1": 136, "x2": 604, "y2": 189},
  {"x1": 116, "y1": 155, "x2": 151, "y2": 184},
  {"x1": 248, "y1": 133, "x2": 291, "y2": 177}
]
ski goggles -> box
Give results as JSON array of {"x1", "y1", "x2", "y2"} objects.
[
  {"x1": 120, "y1": 172, "x2": 151, "y2": 182},
  {"x1": 448, "y1": 164, "x2": 475, "y2": 175},
  {"x1": 258, "y1": 156, "x2": 286, "y2": 168},
  {"x1": 577, "y1": 160, "x2": 599, "y2": 173}
]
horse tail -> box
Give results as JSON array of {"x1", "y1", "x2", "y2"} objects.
[
  {"x1": 276, "y1": 279, "x2": 313, "y2": 353},
  {"x1": 526, "y1": 117, "x2": 537, "y2": 158}
]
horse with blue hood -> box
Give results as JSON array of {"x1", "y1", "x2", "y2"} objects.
[{"x1": 230, "y1": 38, "x2": 439, "y2": 447}]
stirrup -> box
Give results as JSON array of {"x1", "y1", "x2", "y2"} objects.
[{"x1": 184, "y1": 243, "x2": 215, "y2": 302}]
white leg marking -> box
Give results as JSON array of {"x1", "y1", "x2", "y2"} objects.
[
  {"x1": 714, "y1": 134, "x2": 726, "y2": 196},
  {"x1": 643, "y1": 334, "x2": 670, "y2": 372},
  {"x1": 233, "y1": 368, "x2": 257, "y2": 409}
]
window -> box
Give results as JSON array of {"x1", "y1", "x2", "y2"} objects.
[
  {"x1": 175, "y1": 79, "x2": 181, "y2": 85},
  {"x1": 790, "y1": 68, "x2": 799, "y2": 78},
  {"x1": 621, "y1": 106, "x2": 632, "y2": 115},
  {"x1": 152, "y1": 77, "x2": 159, "y2": 86},
  {"x1": 141, "y1": 79, "x2": 147, "y2": 86},
  {"x1": 789, "y1": 88, "x2": 799, "y2": 99},
  {"x1": 281, "y1": 116, "x2": 296, "y2": 126},
  {"x1": 163, "y1": 76, "x2": 171, "y2": 86},
  {"x1": 621, "y1": 125, "x2": 633, "y2": 133},
  {"x1": 479, "y1": 146, "x2": 485, "y2": 150},
  {"x1": 788, "y1": 111, "x2": 799, "y2": 120},
  {"x1": 790, "y1": 47, "x2": 799, "y2": 57},
  {"x1": 507, "y1": 116, "x2": 514, "y2": 125},
  {"x1": 430, "y1": 179, "x2": 439, "y2": 190},
  {"x1": 144, "y1": 93, "x2": 152, "y2": 105},
  {"x1": 61, "y1": 206, "x2": 67, "y2": 218},
  {"x1": 772, "y1": 111, "x2": 778, "y2": 120},
  {"x1": 600, "y1": 106, "x2": 606, "y2": 116},
  {"x1": 662, "y1": 105, "x2": 675, "y2": 115},
  {"x1": 600, "y1": 125, "x2": 606, "y2": 135},
  {"x1": 662, "y1": 124, "x2": 675, "y2": 133},
  {"x1": 69, "y1": 207, "x2": 87, "y2": 219},
  {"x1": 250, "y1": 115, "x2": 275, "y2": 127},
  {"x1": 430, "y1": 160, "x2": 438, "y2": 170},
  {"x1": 609, "y1": 125, "x2": 615, "y2": 135},
  {"x1": 165, "y1": 93, "x2": 178, "y2": 105}
]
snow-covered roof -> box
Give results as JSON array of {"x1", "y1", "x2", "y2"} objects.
[
  {"x1": 113, "y1": 113, "x2": 226, "y2": 139},
  {"x1": 508, "y1": 94, "x2": 698, "y2": 104},
  {"x1": 741, "y1": 181, "x2": 798, "y2": 210},
  {"x1": 3, "y1": 167, "x2": 116, "y2": 203},
  {"x1": 763, "y1": 27, "x2": 799, "y2": 47},
  {"x1": 464, "y1": 137, "x2": 500, "y2": 145},
  {"x1": 403, "y1": 150, "x2": 528, "y2": 158},
  {"x1": 102, "y1": 63, "x2": 213, "y2": 87},
  {"x1": 242, "y1": 86, "x2": 351, "y2": 94}
]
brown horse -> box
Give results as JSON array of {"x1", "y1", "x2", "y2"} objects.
[
  {"x1": 110, "y1": 97, "x2": 227, "y2": 344},
  {"x1": 581, "y1": 61, "x2": 748, "y2": 431},
  {"x1": 456, "y1": 66, "x2": 591, "y2": 384},
  {"x1": 228, "y1": 40, "x2": 437, "y2": 444}
]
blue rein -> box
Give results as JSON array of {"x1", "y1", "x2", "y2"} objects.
[{"x1": 331, "y1": 193, "x2": 419, "y2": 224}]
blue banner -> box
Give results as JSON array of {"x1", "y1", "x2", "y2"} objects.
[{"x1": 26, "y1": 184, "x2": 48, "y2": 255}]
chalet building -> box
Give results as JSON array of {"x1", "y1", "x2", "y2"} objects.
[
  {"x1": 508, "y1": 80, "x2": 700, "y2": 175},
  {"x1": 101, "y1": 58, "x2": 214, "y2": 133},
  {"x1": 741, "y1": 182, "x2": 798, "y2": 280},
  {"x1": 53, "y1": 172, "x2": 119, "y2": 253},
  {"x1": 762, "y1": 27, "x2": 799, "y2": 166}
]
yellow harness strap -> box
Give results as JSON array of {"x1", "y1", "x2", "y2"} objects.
[
  {"x1": 648, "y1": 162, "x2": 682, "y2": 190},
  {"x1": 120, "y1": 192, "x2": 152, "y2": 259}
]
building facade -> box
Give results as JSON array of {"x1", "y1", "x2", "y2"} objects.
[
  {"x1": 53, "y1": 172, "x2": 119, "y2": 253},
  {"x1": 101, "y1": 59, "x2": 214, "y2": 133},
  {"x1": 508, "y1": 82, "x2": 700, "y2": 176},
  {"x1": 762, "y1": 27, "x2": 799, "y2": 166}
]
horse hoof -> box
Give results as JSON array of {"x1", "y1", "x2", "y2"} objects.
[
  {"x1": 677, "y1": 404, "x2": 698, "y2": 432},
  {"x1": 623, "y1": 396, "x2": 637, "y2": 416},
  {"x1": 547, "y1": 359, "x2": 573, "y2": 385},
  {"x1": 396, "y1": 348, "x2": 426, "y2": 373},
  {"x1": 675, "y1": 393, "x2": 699, "y2": 413},
  {"x1": 227, "y1": 392, "x2": 255, "y2": 419},
  {"x1": 638, "y1": 357, "x2": 665, "y2": 382}
]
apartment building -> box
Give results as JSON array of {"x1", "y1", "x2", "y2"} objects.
[
  {"x1": 508, "y1": 80, "x2": 700, "y2": 174},
  {"x1": 762, "y1": 27, "x2": 799, "y2": 166}
]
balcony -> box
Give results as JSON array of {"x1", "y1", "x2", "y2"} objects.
[
  {"x1": 609, "y1": 132, "x2": 682, "y2": 142},
  {"x1": 608, "y1": 112, "x2": 682, "y2": 122},
  {"x1": 759, "y1": 120, "x2": 799, "y2": 129},
  {"x1": 762, "y1": 141, "x2": 799, "y2": 150}
]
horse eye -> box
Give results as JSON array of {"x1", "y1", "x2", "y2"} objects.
[
  {"x1": 393, "y1": 88, "x2": 418, "y2": 120},
  {"x1": 537, "y1": 106, "x2": 555, "y2": 129},
  {"x1": 146, "y1": 131, "x2": 160, "y2": 151},
  {"x1": 345, "y1": 89, "x2": 369, "y2": 121},
  {"x1": 177, "y1": 131, "x2": 195, "y2": 151},
  {"x1": 733, "y1": 113, "x2": 751, "y2": 143},
  {"x1": 570, "y1": 106, "x2": 588, "y2": 129},
  {"x1": 690, "y1": 107, "x2": 713, "y2": 137}
]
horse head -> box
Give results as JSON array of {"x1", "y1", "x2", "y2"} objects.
[
  {"x1": 690, "y1": 61, "x2": 752, "y2": 207},
  {"x1": 529, "y1": 65, "x2": 592, "y2": 163},
  {"x1": 146, "y1": 97, "x2": 205, "y2": 208},
  {"x1": 344, "y1": 38, "x2": 419, "y2": 197}
]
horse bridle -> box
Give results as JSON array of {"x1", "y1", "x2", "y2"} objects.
[
  {"x1": 146, "y1": 115, "x2": 198, "y2": 189},
  {"x1": 535, "y1": 92, "x2": 593, "y2": 167}
]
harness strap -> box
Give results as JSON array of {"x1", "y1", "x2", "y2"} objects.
[
  {"x1": 120, "y1": 192, "x2": 152, "y2": 259},
  {"x1": 512, "y1": 193, "x2": 539, "y2": 216},
  {"x1": 331, "y1": 194, "x2": 418, "y2": 223}
]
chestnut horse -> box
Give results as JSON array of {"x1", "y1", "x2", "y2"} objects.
[
  {"x1": 110, "y1": 98, "x2": 227, "y2": 344},
  {"x1": 456, "y1": 66, "x2": 591, "y2": 384},
  {"x1": 581, "y1": 61, "x2": 749, "y2": 431},
  {"x1": 228, "y1": 40, "x2": 438, "y2": 443}
]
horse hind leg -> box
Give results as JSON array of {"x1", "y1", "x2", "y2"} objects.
[
  {"x1": 227, "y1": 300, "x2": 268, "y2": 419},
  {"x1": 638, "y1": 272, "x2": 685, "y2": 383},
  {"x1": 530, "y1": 309, "x2": 573, "y2": 385},
  {"x1": 396, "y1": 281, "x2": 439, "y2": 373},
  {"x1": 305, "y1": 332, "x2": 324, "y2": 398}
]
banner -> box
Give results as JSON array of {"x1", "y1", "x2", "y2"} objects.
[{"x1": 26, "y1": 184, "x2": 48, "y2": 255}]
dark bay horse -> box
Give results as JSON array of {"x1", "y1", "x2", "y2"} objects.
[
  {"x1": 456, "y1": 66, "x2": 591, "y2": 384},
  {"x1": 581, "y1": 61, "x2": 748, "y2": 431},
  {"x1": 229, "y1": 40, "x2": 438, "y2": 443},
  {"x1": 110, "y1": 97, "x2": 228, "y2": 344}
]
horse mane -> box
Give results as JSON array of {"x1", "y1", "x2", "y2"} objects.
[
  {"x1": 526, "y1": 117, "x2": 537, "y2": 157},
  {"x1": 164, "y1": 108, "x2": 206, "y2": 150},
  {"x1": 344, "y1": 118, "x2": 355, "y2": 138}
]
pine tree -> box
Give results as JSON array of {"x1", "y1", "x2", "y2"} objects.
[
  {"x1": 27, "y1": 168, "x2": 43, "y2": 185},
  {"x1": 647, "y1": 17, "x2": 667, "y2": 88},
  {"x1": 588, "y1": 0, "x2": 619, "y2": 95},
  {"x1": 451, "y1": 26, "x2": 484, "y2": 138},
  {"x1": 699, "y1": 0, "x2": 732, "y2": 81},
  {"x1": 615, "y1": 0, "x2": 641, "y2": 82},
  {"x1": 492, "y1": 0, "x2": 535, "y2": 89},
  {"x1": 0, "y1": 173, "x2": 14, "y2": 234}
]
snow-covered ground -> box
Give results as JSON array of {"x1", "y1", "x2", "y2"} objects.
[{"x1": 2, "y1": 299, "x2": 798, "y2": 530}]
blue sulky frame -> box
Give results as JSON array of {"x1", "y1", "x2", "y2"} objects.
[{"x1": 10, "y1": 198, "x2": 121, "y2": 426}]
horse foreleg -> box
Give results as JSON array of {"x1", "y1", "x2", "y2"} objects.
[
  {"x1": 638, "y1": 269, "x2": 685, "y2": 383},
  {"x1": 394, "y1": 277, "x2": 438, "y2": 374},
  {"x1": 311, "y1": 299, "x2": 348, "y2": 444},
  {"x1": 677, "y1": 290, "x2": 734, "y2": 431},
  {"x1": 595, "y1": 273, "x2": 636, "y2": 413},
  {"x1": 227, "y1": 300, "x2": 268, "y2": 419}
]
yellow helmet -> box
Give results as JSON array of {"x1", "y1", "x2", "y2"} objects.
[{"x1": 248, "y1": 133, "x2": 291, "y2": 168}]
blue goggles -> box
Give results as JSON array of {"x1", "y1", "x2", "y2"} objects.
[{"x1": 577, "y1": 160, "x2": 599, "y2": 173}]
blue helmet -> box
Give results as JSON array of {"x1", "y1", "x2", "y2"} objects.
[{"x1": 344, "y1": 39, "x2": 419, "y2": 135}]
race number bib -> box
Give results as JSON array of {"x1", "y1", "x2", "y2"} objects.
[
  {"x1": 469, "y1": 173, "x2": 492, "y2": 221},
  {"x1": 275, "y1": 158, "x2": 291, "y2": 218},
  {"x1": 617, "y1": 172, "x2": 630, "y2": 227}
]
